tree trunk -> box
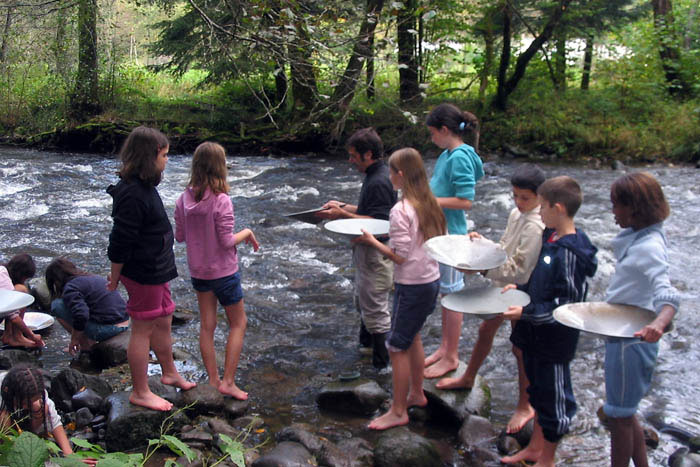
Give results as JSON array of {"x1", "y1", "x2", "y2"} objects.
[
  {"x1": 0, "y1": 8, "x2": 12, "y2": 65},
  {"x1": 54, "y1": 6, "x2": 70, "y2": 83},
  {"x1": 478, "y1": 18, "x2": 496, "y2": 103},
  {"x1": 684, "y1": 0, "x2": 699, "y2": 49},
  {"x1": 71, "y1": 0, "x2": 100, "y2": 119},
  {"x1": 496, "y1": 0, "x2": 572, "y2": 110},
  {"x1": 495, "y1": 1, "x2": 512, "y2": 110},
  {"x1": 331, "y1": 0, "x2": 384, "y2": 109},
  {"x1": 581, "y1": 32, "x2": 593, "y2": 90},
  {"x1": 554, "y1": 26, "x2": 567, "y2": 91},
  {"x1": 651, "y1": 0, "x2": 685, "y2": 95},
  {"x1": 366, "y1": 30, "x2": 375, "y2": 100},
  {"x1": 289, "y1": 20, "x2": 318, "y2": 115},
  {"x1": 397, "y1": 0, "x2": 420, "y2": 103}
]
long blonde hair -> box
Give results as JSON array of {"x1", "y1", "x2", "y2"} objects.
[
  {"x1": 188, "y1": 142, "x2": 230, "y2": 201},
  {"x1": 389, "y1": 148, "x2": 446, "y2": 241}
]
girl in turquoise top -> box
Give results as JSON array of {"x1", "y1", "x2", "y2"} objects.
[{"x1": 423, "y1": 103, "x2": 484, "y2": 379}]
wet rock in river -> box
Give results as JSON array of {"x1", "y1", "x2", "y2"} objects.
[
  {"x1": 458, "y1": 414, "x2": 498, "y2": 448},
  {"x1": 496, "y1": 431, "x2": 522, "y2": 455},
  {"x1": 204, "y1": 416, "x2": 240, "y2": 439},
  {"x1": 669, "y1": 447, "x2": 700, "y2": 467},
  {"x1": 71, "y1": 387, "x2": 104, "y2": 413},
  {"x1": 179, "y1": 383, "x2": 250, "y2": 418},
  {"x1": 89, "y1": 330, "x2": 129, "y2": 368},
  {"x1": 373, "y1": 426, "x2": 441, "y2": 467},
  {"x1": 422, "y1": 362, "x2": 490, "y2": 425},
  {"x1": 103, "y1": 391, "x2": 188, "y2": 452},
  {"x1": 336, "y1": 438, "x2": 373, "y2": 467},
  {"x1": 316, "y1": 379, "x2": 389, "y2": 416},
  {"x1": 50, "y1": 368, "x2": 112, "y2": 413},
  {"x1": 175, "y1": 447, "x2": 203, "y2": 467},
  {"x1": 28, "y1": 277, "x2": 51, "y2": 310},
  {"x1": 277, "y1": 423, "x2": 352, "y2": 467},
  {"x1": 252, "y1": 441, "x2": 316, "y2": 467},
  {"x1": 180, "y1": 428, "x2": 214, "y2": 449},
  {"x1": 0, "y1": 349, "x2": 39, "y2": 369},
  {"x1": 172, "y1": 306, "x2": 195, "y2": 326},
  {"x1": 75, "y1": 407, "x2": 94, "y2": 428}
]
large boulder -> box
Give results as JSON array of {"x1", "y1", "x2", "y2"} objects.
[
  {"x1": 373, "y1": 426, "x2": 441, "y2": 467},
  {"x1": 316, "y1": 379, "x2": 389, "y2": 416},
  {"x1": 422, "y1": 362, "x2": 490, "y2": 426},
  {"x1": 252, "y1": 441, "x2": 316, "y2": 467},
  {"x1": 103, "y1": 391, "x2": 189, "y2": 452},
  {"x1": 49, "y1": 368, "x2": 113, "y2": 413},
  {"x1": 458, "y1": 414, "x2": 498, "y2": 448}
]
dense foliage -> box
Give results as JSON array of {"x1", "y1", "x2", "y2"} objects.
[{"x1": 0, "y1": 0, "x2": 698, "y2": 162}]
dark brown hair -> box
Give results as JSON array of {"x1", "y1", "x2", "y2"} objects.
[
  {"x1": 346, "y1": 128, "x2": 383, "y2": 160},
  {"x1": 537, "y1": 176, "x2": 583, "y2": 217},
  {"x1": 610, "y1": 172, "x2": 670, "y2": 229},
  {"x1": 117, "y1": 126, "x2": 169, "y2": 186},
  {"x1": 5, "y1": 254, "x2": 35, "y2": 285},
  {"x1": 425, "y1": 103, "x2": 480, "y2": 151},
  {"x1": 0, "y1": 365, "x2": 48, "y2": 434},
  {"x1": 188, "y1": 142, "x2": 230, "y2": 202},
  {"x1": 45, "y1": 257, "x2": 88, "y2": 299},
  {"x1": 511, "y1": 164, "x2": 545, "y2": 194}
]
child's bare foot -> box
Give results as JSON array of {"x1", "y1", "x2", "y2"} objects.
[
  {"x1": 436, "y1": 374, "x2": 473, "y2": 390},
  {"x1": 500, "y1": 445, "x2": 542, "y2": 465},
  {"x1": 218, "y1": 381, "x2": 248, "y2": 400},
  {"x1": 161, "y1": 375, "x2": 197, "y2": 391},
  {"x1": 507, "y1": 405, "x2": 535, "y2": 433},
  {"x1": 129, "y1": 391, "x2": 173, "y2": 411},
  {"x1": 3, "y1": 334, "x2": 39, "y2": 348},
  {"x1": 406, "y1": 392, "x2": 428, "y2": 408},
  {"x1": 423, "y1": 357, "x2": 459, "y2": 378},
  {"x1": 368, "y1": 411, "x2": 409, "y2": 430},
  {"x1": 424, "y1": 349, "x2": 444, "y2": 368}
]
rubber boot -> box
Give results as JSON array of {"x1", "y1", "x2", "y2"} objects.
[
  {"x1": 371, "y1": 332, "x2": 390, "y2": 369},
  {"x1": 359, "y1": 320, "x2": 372, "y2": 348}
]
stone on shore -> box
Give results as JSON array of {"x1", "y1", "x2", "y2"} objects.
[
  {"x1": 172, "y1": 307, "x2": 196, "y2": 326},
  {"x1": 277, "y1": 423, "x2": 352, "y2": 467},
  {"x1": 373, "y1": 426, "x2": 441, "y2": 467},
  {"x1": 336, "y1": 438, "x2": 373, "y2": 467},
  {"x1": 71, "y1": 387, "x2": 105, "y2": 413},
  {"x1": 316, "y1": 379, "x2": 389, "y2": 416},
  {"x1": 669, "y1": 447, "x2": 700, "y2": 467},
  {"x1": 0, "y1": 349, "x2": 39, "y2": 370},
  {"x1": 422, "y1": 362, "x2": 490, "y2": 425},
  {"x1": 103, "y1": 391, "x2": 189, "y2": 452},
  {"x1": 49, "y1": 368, "x2": 113, "y2": 413},
  {"x1": 252, "y1": 441, "x2": 316, "y2": 467}
]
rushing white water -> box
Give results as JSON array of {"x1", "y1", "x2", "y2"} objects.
[{"x1": 0, "y1": 146, "x2": 698, "y2": 465}]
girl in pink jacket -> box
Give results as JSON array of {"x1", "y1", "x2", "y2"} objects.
[{"x1": 175, "y1": 142, "x2": 259, "y2": 400}]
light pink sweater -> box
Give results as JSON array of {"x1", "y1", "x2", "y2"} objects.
[
  {"x1": 175, "y1": 187, "x2": 239, "y2": 280},
  {"x1": 389, "y1": 199, "x2": 440, "y2": 285}
]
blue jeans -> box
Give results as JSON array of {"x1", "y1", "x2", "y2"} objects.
[{"x1": 51, "y1": 299, "x2": 128, "y2": 342}]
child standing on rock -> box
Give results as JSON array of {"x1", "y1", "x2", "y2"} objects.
[
  {"x1": 175, "y1": 142, "x2": 259, "y2": 400},
  {"x1": 107, "y1": 126, "x2": 195, "y2": 412},
  {"x1": 355, "y1": 148, "x2": 445, "y2": 430}
]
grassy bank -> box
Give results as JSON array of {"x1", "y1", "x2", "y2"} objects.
[{"x1": 2, "y1": 64, "x2": 699, "y2": 163}]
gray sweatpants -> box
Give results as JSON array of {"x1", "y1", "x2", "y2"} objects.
[{"x1": 352, "y1": 243, "x2": 393, "y2": 334}]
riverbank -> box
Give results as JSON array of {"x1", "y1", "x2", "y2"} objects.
[{"x1": 3, "y1": 91, "x2": 700, "y2": 165}]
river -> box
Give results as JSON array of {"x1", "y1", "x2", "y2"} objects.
[{"x1": 0, "y1": 146, "x2": 698, "y2": 465}]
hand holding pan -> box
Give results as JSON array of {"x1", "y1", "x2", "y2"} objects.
[{"x1": 285, "y1": 204, "x2": 347, "y2": 225}]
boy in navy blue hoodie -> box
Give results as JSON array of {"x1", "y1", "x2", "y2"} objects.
[{"x1": 501, "y1": 176, "x2": 598, "y2": 467}]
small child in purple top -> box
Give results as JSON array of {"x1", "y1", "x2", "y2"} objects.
[{"x1": 175, "y1": 142, "x2": 259, "y2": 400}]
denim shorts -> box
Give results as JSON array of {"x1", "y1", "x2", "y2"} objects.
[
  {"x1": 51, "y1": 298, "x2": 128, "y2": 342},
  {"x1": 438, "y1": 263, "x2": 464, "y2": 294},
  {"x1": 387, "y1": 280, "x2": 440, "y2": 351},
  {"x1": 603, "y1": 337, "x2": 658, "y2": 418},
  {"x1": 191, "y1": 272, "x2": 243, "y2": 307}
]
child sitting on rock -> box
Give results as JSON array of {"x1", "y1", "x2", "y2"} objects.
[{"x1": 1, "y1": 254, "x2": 44, "y2": 349}]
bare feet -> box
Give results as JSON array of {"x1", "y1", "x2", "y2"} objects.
[
  {"x1": 2, "y1": 334, "x2": 41, "y2": 348},
  {"x1": 161, "y1": 375, "x2": 197, "y2": 391},
  {"x1": 500, "y1": 445, "x2": 541, "y2": 465},
  {"x1": 130, "y1": 391, "x2": 173, "y2": 411},
  {"x1": 424, "y1": 349, "x2": 444, "y2": 368},
  {"x1": 436, "y1": 374, "x2": 473, "y2": 390},
  {"x1": 218, "y1": 381, "x2": 248, "y2": 400},
  {"x1": 507, "y1": 405, "x2": 535, "y2": 433},
  {"x1": 367, "y1": 411, "x2": 409, "y2": 430},
  {"x1": 406, "y1": 392, "x2": 428, "y2": 408},
  {"x1": 208, "y1": 379, "x2": 221, "y2": 389},
  {"x1": 423, "y1": 358, "x2": 459, "y2": 379}
]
